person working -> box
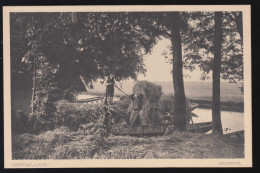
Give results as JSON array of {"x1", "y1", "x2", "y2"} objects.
[{"x1": 105, "y1": 73, "x2": 116, "y2": 105}]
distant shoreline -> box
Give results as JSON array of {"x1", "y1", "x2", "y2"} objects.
[
  {"x1": 190, "y1": 99, "x2": 244, "y2": 113},
  {"x1": 12, "y1": 79, "x2": 244, "y2": 114}
]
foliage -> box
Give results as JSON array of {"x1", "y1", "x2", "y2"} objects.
[
  {"x1": 10, "y1": 12, "x2": 164, "y2": 131},
  {"x1": 10, "y1": 12, "x2": 163, "y2": 131},
  {"x1": 116, "y1": 96, "x2": 131, "y2": 110},
  {"x1": 10, "y1": 12, "x2": 161, "y2": 90},
  {"x1": 54, "y1": 104, "x2": 127, "y2": 148},
  {"x1": 10, "y1": 12, "x2": 244, "y2": 133},
  {"x1": 180, "y1": 12, "x2": 243, "y2": 83},
  {"x1": 55, "y1": 104, "x2": 124, "y2": 132},
  {"x1": 28, "y1": 55, "x2": 62, "y2": 132},
  {"x1": 10, "y1": 13, "x2": 33, "y2": 90}
]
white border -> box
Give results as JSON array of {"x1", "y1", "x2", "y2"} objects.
[{"x1": 3, "y1": 5, "x2": 252, "y2": 168}]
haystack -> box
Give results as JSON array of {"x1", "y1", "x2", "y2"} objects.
[
  {"x1": 128, "y1": 81, "x2": 162, "y2": 126},
  {"x1": 132, "y1": 81, "x2": 162, "y2": 103}
]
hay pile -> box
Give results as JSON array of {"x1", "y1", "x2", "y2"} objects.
[
  {"x1": 12, "y1": 127, "x2": 99, "y2": 159},
  {"x1": 132, "y1": 81, "x2": 162, "y2": 103},
  {"x1": 159, "y1": 94, "x2": 195, "y2": 123},
  {"x1": 128, "y1": 81, "x2": 162, "y2": 126}
]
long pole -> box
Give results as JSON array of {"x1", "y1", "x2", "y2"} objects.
[{"x1": 115, "y1": 85, "x2": 130, "y2": 97}]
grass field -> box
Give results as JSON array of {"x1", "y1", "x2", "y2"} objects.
[
  {"x1": 87, "y1": 81, "x2": 243, "y2": 101},
  {"x1": 87, "y1": 81, "x2": 244, "y2": 112}
]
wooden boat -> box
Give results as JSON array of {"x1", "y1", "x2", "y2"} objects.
[
  {"x1": 112, "y1": 124, "x2": 168, "y2": 136},
  {"x1": 74, "y1": 96, "x2": 104, "y2": 103},
  {"x1": 112, "y1": 121, "x2": 213, "y2": 136},
  {"x1": 186, "y1": 121, "x2": 212, "y2": 133}
]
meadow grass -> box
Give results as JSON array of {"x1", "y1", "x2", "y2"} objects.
[{"x1": 87, "y1": 81, "x2": 244, "y2": 112}]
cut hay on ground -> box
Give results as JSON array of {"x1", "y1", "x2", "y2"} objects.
[
  {"x1": 12, "y1": 127, "x2": 99, "y2": 159},
  {"x1": 95, "y1": 131, "x2": 244, "y2": 159},
  {"x1": 12, "y1": 127, "x2": 244, "y2": 159}
]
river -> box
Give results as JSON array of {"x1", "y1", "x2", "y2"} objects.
[{"x1": 191, "y1": 108, "x2": 244, "y2": 134}]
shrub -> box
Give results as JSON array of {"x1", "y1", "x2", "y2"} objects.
[
  {"x1": 29, "y1": 56, "x2": 62, "y2": 132},
  {"x1": 116, "y1": 96, "x2": 131, "y2": 110},
  {"x1": 63, "y1": 88, "x2": 77, "y2": 102},
  {"x1": 54, "y1": 104, "x2": 125, "y2": 133},
  {"x1": 11, "y1": 109, "x2": 30, "y2": 134}
]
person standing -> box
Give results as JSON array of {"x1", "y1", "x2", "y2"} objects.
[{"x1": 105, "y1": 73, "x2": 116, "y2": 105}]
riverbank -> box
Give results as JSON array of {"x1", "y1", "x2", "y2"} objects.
[{"x1": 190, "y1": 99, "x2": 244, "y2": 112}]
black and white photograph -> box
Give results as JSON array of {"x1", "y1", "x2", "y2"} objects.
[{"x1": 3, "y1": 5, "x2": 252, "y2": 168}]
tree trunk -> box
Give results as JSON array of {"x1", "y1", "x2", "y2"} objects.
[
  {"x1": 31, "y1": 55, "x2": 36, "y2": 115},
  {"x1": 235, "y1": 12, "x2": 243, "y2": 40},
  {"x1": 212, "y1": 12, "x2": 223, "y2": 134},
  {"x1": 169, "y1": 12, "x2": 187, "y2": 130},
  {"x1": 79, "y1": 75, "x2": 88, "y2": 92}
]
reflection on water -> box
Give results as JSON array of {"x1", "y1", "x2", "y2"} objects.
[{"x1": 191, "y1": 108, "x2": 244, "y2": 134}]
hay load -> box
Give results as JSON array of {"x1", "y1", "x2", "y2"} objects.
[
  {"x1": 128, "y1": 81, "x2": 162, "y2": 126},
  {"x1": 159, "y1": 95, "x2": 199, "y2": 124}
]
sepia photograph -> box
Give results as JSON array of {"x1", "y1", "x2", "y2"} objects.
[{"x1": 3, "y1": 5, "x2": 252, "y2": 168}]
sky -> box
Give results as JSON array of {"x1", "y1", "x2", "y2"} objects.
[{"x1": 137, "y1": 38, "x2": 206, "y2": 82}]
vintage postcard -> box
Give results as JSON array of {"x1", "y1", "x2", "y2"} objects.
[{"x1": 3, "y1": 5, "x2": 252, "y2": 168}]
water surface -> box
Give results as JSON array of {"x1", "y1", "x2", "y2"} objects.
[{"x1": 191, "y1": 108, "x2": 244, "y2": 134}]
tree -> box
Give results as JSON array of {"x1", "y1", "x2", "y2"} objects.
[
  {"x1": 138, "y1": 12, "x2": 187, "y2": 130},
  {"x1": 10, "y1": 12, "x2": 160, "y2": 130},
  {"x1": 225, "y1": 12, "x2": 243, "y2": 40},
  {"x1": 212, "y1": 12, "x2": 223, "y2": 134},
  {"x1": 10, "y1": 13, "x2": 33, "y2": 90},
  {"x1": 181, "y1": 12, "x2": 243, "y2": 134},
  {"x1": 169, "y1": 13, "x2": 187, "y2": 130},
  {"x1": 182, "y1": 12, "x2": 243, "y2": 83},
  {"x1": 11, "y1": 12, "x2": 157, "y2": 83}
]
